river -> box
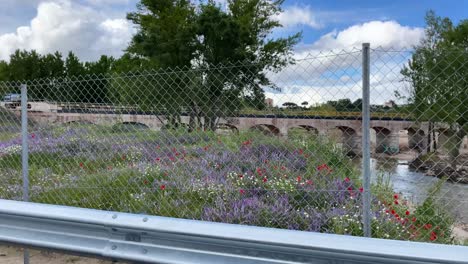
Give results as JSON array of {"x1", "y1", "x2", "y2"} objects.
[{"x1": 363, "y1": 157, "x2": 468, "y2": 225}]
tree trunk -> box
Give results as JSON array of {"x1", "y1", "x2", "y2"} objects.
[
  {"x1": 427, "y1": 121, "x2": 433, "y2": 153},
  {"x1": 188, "y1": 101, "x2": 199, "y2": 133}
]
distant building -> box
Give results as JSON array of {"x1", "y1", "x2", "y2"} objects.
[
  {"x1": 265, "y1": 98, "x2": 274, "y2": 107},
  {"x1": 384, "y1": 100, "x2": 396, "y2": 108}
]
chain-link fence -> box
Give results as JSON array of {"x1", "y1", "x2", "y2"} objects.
[{"x1": 0, "y1": 45, "x2": 466, "y2": 245}]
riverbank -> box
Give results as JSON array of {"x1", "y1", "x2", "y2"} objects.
[{"x1": 409, "y1": 153, "x2": 468, "y2": 184}]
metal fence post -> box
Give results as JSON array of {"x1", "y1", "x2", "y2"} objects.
[
  {"x1": 362, "y1": 43, "x2": 371, "y2": 238},
  {"x1": 21, "y1": 84, "x2": 30, "y2": 264}
]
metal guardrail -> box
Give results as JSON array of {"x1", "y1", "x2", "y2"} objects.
[{"x1": 0, "y1": 200, "x2": 467, "y2": 264}]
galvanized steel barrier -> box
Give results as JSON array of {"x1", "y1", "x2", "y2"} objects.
[{"x1": 0, "y1": 199, "x2": 467, "y2": 264}]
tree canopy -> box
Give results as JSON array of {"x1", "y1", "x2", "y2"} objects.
[{"x1": 402, "y1": 11, "x2": 468, "y2": 163}]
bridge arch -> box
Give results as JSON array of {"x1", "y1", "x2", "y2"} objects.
[
  {"x1": 64, "y1": 120, "x2": 95, "y2": 125},
  {"x1": 250, "y1": 124, "x2": 280, "y2": 136},
  {"x1": 162, "y1": 122, "x2": 188, "y2": 130},
  {"x1": 371, "y1": 126, "x2": 399, "y2": 154},
  {"x1": 216, "y1": 123, "x2": 239, "y2": 134},
  {"x1": 405, "y1": 127, "x2": 426, "y2": 152},
  {"x1": 328, "y1": 126, "x2": 359, "y2": 156},
  {"x1": 287, "y1": 125, "x2": 318, "y2": 138},
  {"x1": 114, "y1": 122, "x2": 150, "y2": 131}
]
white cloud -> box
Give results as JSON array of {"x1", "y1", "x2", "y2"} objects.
[
  {"x1": 310, "y1": 20, "x2": 424, "y2": 50},
  {"x1": 0, "y1": 0, "x2": 135, "y2": 62},
  {"x1": 264, "y1": 21, "x2": 423, "y2": 106},
  {"x1": 84, "y1": 0, "x2": 133, "y2": 6},
  {"x1": 276, "y1": 5, "x2": 321, "y2": 29}
]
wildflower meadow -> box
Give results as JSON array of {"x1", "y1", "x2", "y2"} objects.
[{"x1": 0, "y1": 122, "x2": 455, "y2": 244}]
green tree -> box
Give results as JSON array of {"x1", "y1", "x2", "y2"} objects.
[
  {"x1": 6, "y1": 50, "x2": 44, "y2": 81},
  {"x1": 121, "y1": 0, "x2": 300, "y2": 131},
  {"x1": 402, "y1": 11, "x2": 468, "y2": 167},
  {"x1": 196, "y1": 0, "x2": 300, "y2": 130},
  {"x1": 352, "y1": 99, "x2": 362, "y2": 111},
  {"x1": 126, "y1": 0, "x2": 197, "y2": 68},
  {"x1": 83, "y1": 55, "x2": 116, "y2": 103},
  {"x1": 282, "y1": 102, "x2": 298, "y2": 109},
  {"x1": 65, "y1": 52, "x2": 86, "y2": 77},
  {"x1": 40, "y1": 52, "x2": 65, "y2": 79},
  {"x1": 123, "y1": 0, "x2": 198, "y2": 127},
  {"x1": 0, "y1": 60, "x2": 8, "y2": 81}
]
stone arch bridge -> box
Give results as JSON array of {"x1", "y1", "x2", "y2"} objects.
[{"x1": 25, "y1": 110, "x2": 432, "y2": 156}]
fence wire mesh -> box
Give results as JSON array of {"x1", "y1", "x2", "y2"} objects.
[{"x1": 0, "y1": 46, "x2": 466, "y2": 245}]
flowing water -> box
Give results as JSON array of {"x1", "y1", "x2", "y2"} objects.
[{"x1": 362, "y1": 157, "x2": 468, "y2": 224}]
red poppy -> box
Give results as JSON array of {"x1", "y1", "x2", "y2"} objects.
[
  {"x1": 344, "y1": 177, "x2": 350, "y2": 182},
  {"x1": 262, "y1": 177, "x2": 268, "y2": 183},
  {"x1": 359, "y1": 187, "x2": 364, "y2": 193},
  {"x1": 393, "y1": 194, "x2": 399, "y2": 200},
  {"x1": 238, "y1": 174, "x2": 244, "y2": 179},
  {"x1": 412, "y1": 217, "x2": 417, "y2": 222},
  {"x1": 395, "y1": 214, "x2": 400, "y2": 219},
  {"x1": 280, "y1": 166, "x2": 286, "y2": 171},
  {"x1": 394, "y1": 200, "x2": 399, "y2": 205},
  {"x1": 242, "y1": 140, "x2": 252, "y2": 146},
  {"x1": 239, "y1": 189, "x2": 245, "y2": 195},
  {"x1": 405, "y1": 210, "x2": 410, "y2": 216},
  {"x1": 391, "y1": 210, "x2": 396, "y2": 215},
  {"x1": 385, "y1": 210, "x2": 389, "y2": 213},
  {"x1": 160, "y1": 185, "x2": 166, "y2": 190},
  {"x1": 296, "y1": 176, "x2": 302, "y2": 182},
  {"x1": 430, "y1": 231, "x2": 437, "y2": 241},
  {"x1": 317, "y1": 164, "x2": 330, "y2": 171},
  {"x1": 306, "y1": 180, "x2": 313, "y2": 185},
  {"x1": 79, "y1": 162, "x2": 84, "y2": 168},
  {"x1": 298, "y1": 149, "x2": 304, "y2": 155},
  {"x1": 424, "y1": 223, "x2": 432, "y2": 230}
]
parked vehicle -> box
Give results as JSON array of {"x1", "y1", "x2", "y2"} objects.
[{"x1": 3, "y1": 93, "x2": 21, "y2": 102}]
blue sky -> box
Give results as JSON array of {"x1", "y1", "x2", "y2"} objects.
[
  {"x1": 0, "y1": 0, "x2": 466, "y2": 61},
  {"x1": 0, "y1": 0, "x2": 465, "y2": 105},
  {"x1": 286, "y1": 0, "x2": 467, "y2": 44}
]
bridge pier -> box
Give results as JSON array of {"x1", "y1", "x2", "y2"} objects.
[
  {"x1": 437, "y1": 129, "x2": 466, "y2": 156},
  {"x1": 279, "y1": 126, "x2": 289, "y2": 137},
  {"x1": 408, "y1": 128, "x2": 427, "y2": 153},
  {"x1": 375, "y1": 130, "x2": 400, "y2": 154},
  {"x1": 340, "y1": 130, "x2": 362, "y2": 156}
]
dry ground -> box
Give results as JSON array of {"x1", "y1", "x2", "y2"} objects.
[{"x1": 0, "y1": 246, "x2": 125, "y2": 264}]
